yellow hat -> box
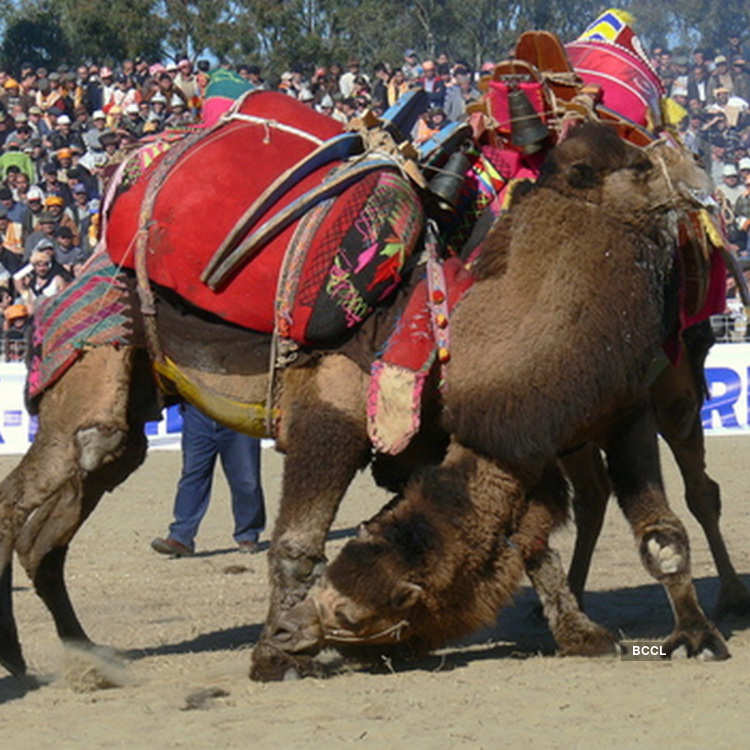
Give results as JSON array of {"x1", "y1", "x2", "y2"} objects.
[
  {"x1": 4, "y1": 304, "x2": 28, "y2": 321},
  {"x1": 44, "y1": 195, "x2": 64, "y2": 207},
  {"x1": 3, "y1": 78, "x2": 19, "y2": 89}
]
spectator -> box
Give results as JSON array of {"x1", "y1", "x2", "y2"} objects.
[
  {"x1": 340, "y1": 59, "x2": 368, "y2": 98},
  {"x1": 154, "y1": 71, "x2": 189, "y2": 110},
  {"x1": 38, "y1": 162, "x2": 73, "y2": 207},
  {"x1": 82, "y1": 109, "x2": 108, "y2": 152},
  {"x1": 316, "y1": 93, "x2": 335, "y2": 118},
  {"x1": 44, "y1": 194, "x2": 80, "y2": 243},
  {"x1": 732, "y1": 57, "x2": 750, "y2": 103},
  {"x1": 387, "y1": 68, "x2": 410, "y2": 106},
  {"x1": 26, "y1": 246, "x2": 70, "y2": 301},
  {"x1": 444, "y1": 67, "x2": 480, "y2": 121},
  {"x1": 417, "y1": 60, "x2": 445, "y2": 108},
  {"x1": 707, "y1": 86, "x2": 749, "y2": 127},
  {"x1": 24, "y1": 187, "x2": 45, "y2": 228},
  {"x1": 402, "y1": 49, "x2": 422, "y2": 79},
  {"x1": 708, "y1": 55, "x2": 734, "y2": 101},
  {"x1": 414, "y1": 106, "x2": 449, "y2": 144},
  {"x1": 0, "y1": 184, "x2": 31, "y2": 233},
  {"x1": 83, "y1": 65, "x2": 104, "y2": 114},
  {"x1": 245, "y1": 64, "x2": 264, "y2": 89},
  {"x1": 3, "y1": 303, "x2": 30, "y2": 362},
  {"x1": 0, "y1": 204, "x2": 25, "y2": 272},
  {"x1": 150, "y1": 403, "x2": 266, "y2": 556},
  {"x1": 174, "y1": 59, "x2": 200, "y2": 113},
  {"x1": 53, "y1": 225, "x2": 86, "y2": 272},
  {"x1": 24, "y1": 211, "x2": 58, "y2": 258},
  {"x1": 371, "y1": 62, "x2": 390, "y2": 111},
  {"x1": 12, "y1": 172, "x2": 31, "y2": 205}
]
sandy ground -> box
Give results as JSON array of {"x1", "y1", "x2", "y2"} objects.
[{"x1": 2, "y1": 437, "x2": 750, "y2": 749}]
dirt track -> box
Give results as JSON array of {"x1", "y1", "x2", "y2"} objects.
[{"x1": 3, "y1": 437, "x2": 750, "y2": 749}]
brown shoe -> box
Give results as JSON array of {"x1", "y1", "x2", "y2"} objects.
[
  {"x1": 237, "y1": 540, "x2": 260, "y2": 554},
  {"x1": 151, "y1": 537, "x2": 194, "y2": 556}
]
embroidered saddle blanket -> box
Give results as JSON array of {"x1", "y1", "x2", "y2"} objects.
[{"x1": 105, "y1": 91, "x2": 423, "y2": 346}]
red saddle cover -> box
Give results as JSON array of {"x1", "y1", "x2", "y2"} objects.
[{"x1": 106, "y1": 92, "x2": 343, "y2": 333}]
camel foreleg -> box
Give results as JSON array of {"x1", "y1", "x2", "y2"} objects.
[
  {"x1": 251, "y1": 355, "x2": 370, "y2": 681},
  {"x1": 606, "y1": 404, "x2": 729, "y2": 660}
]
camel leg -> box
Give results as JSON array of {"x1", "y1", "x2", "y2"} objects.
[
  {"x1": 0, "y1": 347, "x2": 153, "y2": 676},
  {"x1": 519, "y1": 464, "x2": 617, "y2": 656},
  {"x1": 606, "y1": 405, "x2": 729, "y2": 659},
  {"x1": 559, "y1": 444, "x2": 611, "y2": 608},
  {"x1": 652, "y1": 321, "x2": 750, "y2": 617},
  {"x1": 666, "y1": 415, "x2": 750, "y2": 618},
  {"x1": 23, "y1": 424, "x2": 148, "y2": 648},
  {"x1": 251, "y1": 355, "x2": 370, "y2": 681},
  {"x1": 0, "y1": 536, "x2": 24, "y2": 676}
]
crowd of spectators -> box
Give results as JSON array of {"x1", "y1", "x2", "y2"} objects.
[{"x1": 2, "y1": 32, "x2": 750, "y2": 358}]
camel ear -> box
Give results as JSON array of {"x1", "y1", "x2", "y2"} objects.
[
  {"x1": 390, "y1": 581, "x2": 424, "y2": 610},
  {"x1": 356, "y1": 522, "x2": 374, "y2": 541},
  {"x1": 566, "y1": 162, "x2": 597, "y2": 188}
]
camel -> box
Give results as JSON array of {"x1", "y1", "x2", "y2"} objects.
[
  {"x1": 0, "y1": 120, "x2": 734, "y2": 683},
  {"x1": 564, "y1": 320, "x2": 750, "y2": 619},
  {"x1": 251, "y1": 123, "x2": 734, "y2": 677}
]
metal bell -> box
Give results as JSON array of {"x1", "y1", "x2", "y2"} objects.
[
  {"x1": 427, "y1": 151, "x2": 471, "y2": 211},
  {"x1": 508, "y1": 87, "x2": 549, "y2": 153}
]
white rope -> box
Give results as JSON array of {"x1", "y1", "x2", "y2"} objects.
[{"x1": 222, "y1": 112, "x2": 324, "y2": 145}]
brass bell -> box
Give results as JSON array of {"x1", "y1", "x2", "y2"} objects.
[
  {"x1": 508, "y1": 87, "x2": 549, "y2": 154},
  {"x1": 427, "y1": 151, "x2": 471, "y2": 211}
]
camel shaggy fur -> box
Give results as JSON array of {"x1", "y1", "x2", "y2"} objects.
[
  {"x1": 254, "y1": 124, "x2": 732, "y2": 674},
  {"x1": 0, "y1": 122, "x2": 737, "y2": 682}
]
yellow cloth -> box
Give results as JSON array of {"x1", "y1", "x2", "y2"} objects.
[{"x1": 153, "y1": 356, "x2": 272, "y2": 437}]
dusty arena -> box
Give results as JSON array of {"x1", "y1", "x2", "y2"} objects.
[{"x1": 2, "y1": 437, "x2": 750, "y2": 749}]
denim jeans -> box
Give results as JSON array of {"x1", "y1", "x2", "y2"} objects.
[{"x1": 168, "y1": 404, "x2": 266, "y2": 549}]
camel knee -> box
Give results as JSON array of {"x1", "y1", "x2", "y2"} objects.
[
  {"x1": 639, "y1": 520, "x2": 690, "y2": 581},
  {"x1": 271, "y1": 537, "x2": 327, "y2": 606},
  {"x1": 75, "y1": 425, "x2": 128, "y2": 472}
]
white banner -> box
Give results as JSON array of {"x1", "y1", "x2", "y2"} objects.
[
  {"x1": 702, "y1": 342, "x2": 750, "y2": 434},
  {"x1": 0, "y1": 362, "x2": 183, "y2": 454},
  {"x1": 1, "y1": 343, "x2": 749, "y2": 454}
]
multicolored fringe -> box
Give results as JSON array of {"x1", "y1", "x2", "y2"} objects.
[{"x1": 27, "y1": 252, "x2": 134, "y2": 399}]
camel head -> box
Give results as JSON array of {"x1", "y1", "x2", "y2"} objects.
[
  {"x1": 267, "y1": 449, "x2": 529, "y2": 658},
  {"x1": 540, "y1": 122, "x2": 712, "y2": 227}
]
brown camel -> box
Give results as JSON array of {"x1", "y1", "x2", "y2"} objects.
[
  {"x1": 254, "y1": 123, "x2": 732, "y2": 677},
  {"x1": 564, "y1": 320, "x2": 750, "y2": 619},
  {"x1": 0, "y1": 121, "x2": 733, "y2": 682}
]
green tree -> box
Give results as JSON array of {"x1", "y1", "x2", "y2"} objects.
[
  {"x1": 0, "y1": 5, "x2": 71, "y2": 73},
  {"x1": 56, "y1": 0, "x2": 165, "y2": 62}
]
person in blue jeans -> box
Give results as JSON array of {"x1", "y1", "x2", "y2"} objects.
[{"x1": 151, "y1": 403, "x2": 266, "y2": 556}]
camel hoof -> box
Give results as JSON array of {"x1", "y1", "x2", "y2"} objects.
[
  {"x1": 714, "y1": 580, "x2": 750, "y2": 620},
  {"x1": 557, "y1": 614, "x2": 619, "y2": 657},
  {"x1": 662, "y1": 624, "x2": 730, "y2": 661},
  {"x1": 0, "y1": 650, "x2": 27, "y2": 678}
]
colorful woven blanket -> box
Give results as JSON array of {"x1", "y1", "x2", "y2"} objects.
[{"x1": 27, "y1": 252, "x2": 134, "y2": 400}]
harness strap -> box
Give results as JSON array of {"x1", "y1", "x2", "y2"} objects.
[
  {"x1": 204, "y1": 155, "x2": 403, "y2": 290},
  {"x1": 201, "y1": 131, "x2": 364, "y2": 285}
]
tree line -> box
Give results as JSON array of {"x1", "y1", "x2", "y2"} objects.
[{"x1": 1, "y1": 0, "x2": 748, "y2": 77}]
